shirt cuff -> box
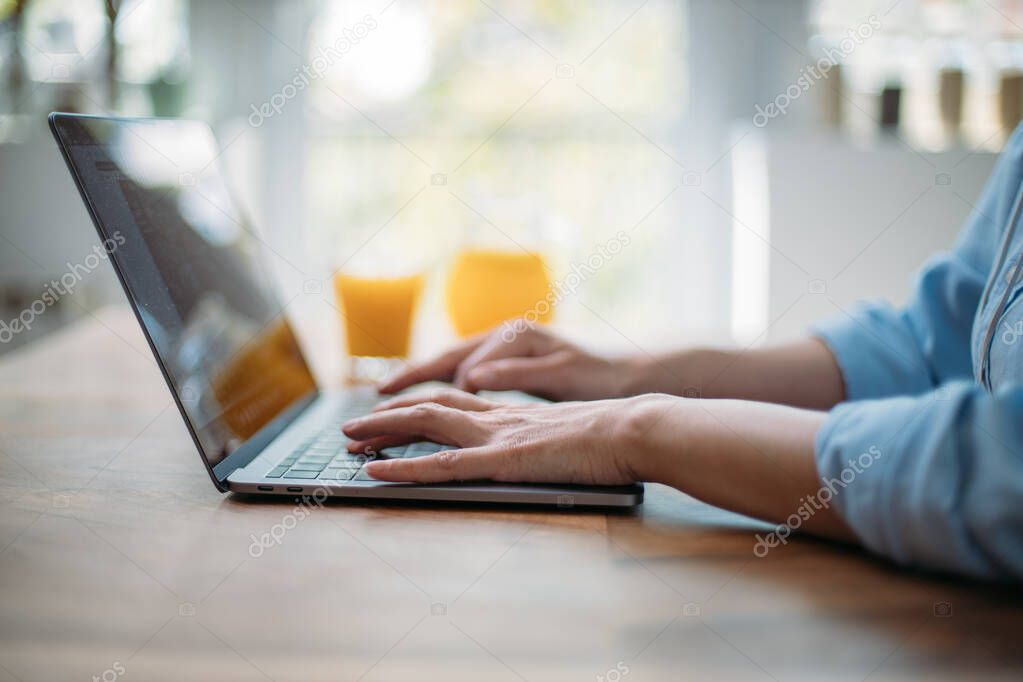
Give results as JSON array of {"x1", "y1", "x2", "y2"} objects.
[
  {"x1": 811, "y1": 301, "x2": 933, "y2": 401},
  {"x1": 814, "y1": 383, "x2": 1004, "y2": 578}
]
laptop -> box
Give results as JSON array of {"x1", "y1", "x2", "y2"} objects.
[{"x1": 49, "y1": 113, "x2": 643, "y2": 507}]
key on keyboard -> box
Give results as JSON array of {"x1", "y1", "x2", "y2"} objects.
[{"x1": 272, "y1": 396, "x2": 378, "y2": 480}]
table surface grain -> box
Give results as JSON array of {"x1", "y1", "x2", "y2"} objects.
[{"x1": 0, "y1": 308, "x2": 1021, "y2": 682}]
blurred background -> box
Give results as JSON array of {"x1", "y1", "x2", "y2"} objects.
[{"x1": 0, "y1": 0, "x2": 1014, "y2": 374}]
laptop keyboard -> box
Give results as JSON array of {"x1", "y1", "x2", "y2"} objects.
[
  {"x1": 264, "y1": 397, "x2": 457, "y2": 481},
  {"x1": 265, "y1": 397, "x2": 375, "y2": 481}
]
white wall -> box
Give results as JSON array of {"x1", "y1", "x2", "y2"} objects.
[
  {"x1": 732, "y1": 130, "x2": 997, "y2": 344},
  {"x1": 0, "y1": 130, "x2": 117, "y2": 288},
  {"x1": 683, "y1": 0, "x2": 811, "y2": 338},
  {"x1": 0, "y1": 124, "x2": 126, "y2": 320}
]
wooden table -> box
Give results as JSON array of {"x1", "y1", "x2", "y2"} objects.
[{"x1": 1, "y1": 308, "x2": 1021, "y2": 682}]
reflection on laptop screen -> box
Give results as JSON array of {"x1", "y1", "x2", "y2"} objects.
[{"x1": 54, "y1": 116, "x2": 316, "y2": 468}]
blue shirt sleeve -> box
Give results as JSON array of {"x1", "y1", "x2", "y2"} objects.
[
  {"x1": 812, "y1": 124, "x2": 1023, "y2": 579},
  {"x1": 812, "y1": 123, "x2": 1023, "y2": 400},
  {"x1": 816, "y1": 381, "x2": 1023, "y2": 580}
]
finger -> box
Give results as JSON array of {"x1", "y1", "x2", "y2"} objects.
[
  {"x1": 463, "y1": 351, "x2": 571, "y2": 395},
  {"x1": 378, "y1": 334, "x2": 488, "y2": 394},
  {"x1": 363, "y1": 446, "x2": 502, "y2": 483},
  {"x1": 373, "y1": 388, "x2": 498, "y2": 413},
  {"x1": 342, "y1": 403, "x2": 483, "y2": 446},
  {"x1": 452, "y1": 328, "x2": 538, "y2": 390},
  {"x1": 346, "y1": 434, "x2": 413, "y2": 454}
]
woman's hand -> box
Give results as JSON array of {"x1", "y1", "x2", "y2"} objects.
[
  {"x1": 344, "y1": 386, "x2": 856, "y2": 543},
  {"x1": 343, "y1": 387, "x2": 642, "y2": 484},
  {"x1": 378, "y1": 325, "x2": 638, "y2": 401}
]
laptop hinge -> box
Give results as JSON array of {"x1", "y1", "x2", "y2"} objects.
[{"x1": 212, "y1": 391, "x2": 320, "y2": 483}]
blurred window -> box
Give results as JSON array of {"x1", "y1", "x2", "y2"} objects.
[
  {"x1": 810, "y1": 0, "x2": 1023, "y2": 148},
  {"x1": 303, "y1": 0, "x2": 690, "y2": 344},
  {"x1": 0, "y1": 0, "x2": 187, "y2": 116}
]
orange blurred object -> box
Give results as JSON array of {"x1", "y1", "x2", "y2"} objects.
[
  {"x1": 446, "y1": 248, "x2": 553, "y2": 337},
  {"x1": 212, "y1": 320, "x2": 317, "y2": 439},
  {"x1": 334, "y1": 272, "x2": 424, "y2": 357}
]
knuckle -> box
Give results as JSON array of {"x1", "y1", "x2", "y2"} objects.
[
  {"x1": 439, "y1": 388, "x2": 461, "y2": 403},
  {"x1": 411, "y1": 402, "x2": 439, "y2": 418},
  {"x1": 435, "y1": 450, "x2": 460, "y2": 470}
]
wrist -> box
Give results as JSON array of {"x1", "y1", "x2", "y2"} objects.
[
  {"x1": 613, "y1": 393, "x2": 689, "y2": 482},
  {"x1": 615, "y1": 354, "x2": 659, "y2": 396},
  {"x1": 616, "y1": 350, "x2": 707, "y2": 397}
]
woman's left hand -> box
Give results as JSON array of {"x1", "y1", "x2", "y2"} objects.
[{"x1": 342, "y1": 388, "x2": 642, "y2": 484}]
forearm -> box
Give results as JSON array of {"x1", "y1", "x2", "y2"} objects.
[
  {"x1": 621, "y1": 338, "x2": 846, "y2": 410},
  {"x1": 622, "y1": 394, "x2": 855, "y2": 542}
]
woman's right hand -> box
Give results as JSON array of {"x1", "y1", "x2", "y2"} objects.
[{"x1": 378, "y1": 324, "x2": 639, "y2": 401}]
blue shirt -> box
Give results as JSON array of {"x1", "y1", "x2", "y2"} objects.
[{"x1": 813, "y1": 124, "x2": 1023, "y2": 580}]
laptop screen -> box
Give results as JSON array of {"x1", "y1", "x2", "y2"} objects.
[{"x1": 51, "y1": 115, "x2": 317, "y2": 473}]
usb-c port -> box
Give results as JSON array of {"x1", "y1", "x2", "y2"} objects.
[
  {"x1": 257, "y1": 485, "x2": 273, "y2": 491},
  {"x1": 287, "y1": 487, "x2": 303, "y2": 493}
]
